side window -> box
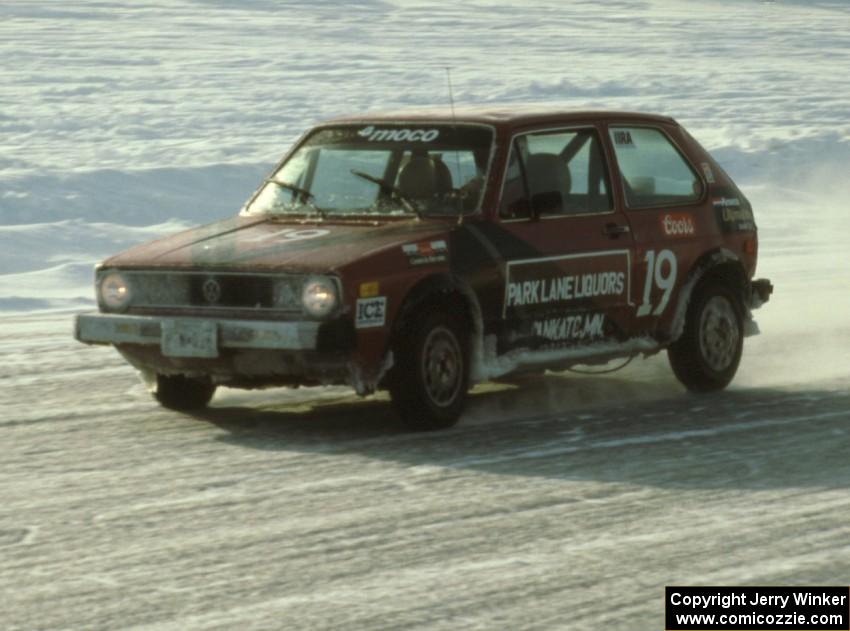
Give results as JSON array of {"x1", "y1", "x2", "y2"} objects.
[
  {"x1": 500, "y1": 129, "x2": 612, "y2": 219},
  {"x1": 609, "y1": 127, "x2": 703, "y2": 208}
]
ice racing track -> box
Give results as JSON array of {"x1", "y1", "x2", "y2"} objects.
[{"x1": 2, "y1": 312, "x2": 849, "y2": 630}]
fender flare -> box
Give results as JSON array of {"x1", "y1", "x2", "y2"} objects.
[
  {"x1": 668, "y1": 248, "x2": 750, "y2": 342},
  {"x1": 388, "y1": 272, "x2": 485, "y2": 381}
]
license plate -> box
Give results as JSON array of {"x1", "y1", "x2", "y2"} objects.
[{"x1": 161, "y1": 320, "x2": 218, "y2": 358}]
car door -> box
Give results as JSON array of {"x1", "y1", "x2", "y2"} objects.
[
  {"x1": 604, "y1": 123, "x2": 709, "y2": 340},
  {"x1": 496, "y1": 125, "x2": 636, "y2": 354}
]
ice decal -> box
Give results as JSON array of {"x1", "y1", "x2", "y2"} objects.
[{"x1": 356, "y1": 296, "x2": 387, "y2": 328}]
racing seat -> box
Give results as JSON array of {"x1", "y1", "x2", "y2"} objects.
[
  {"x1": 431, "y1": 154, "x2": 454, "y2": 195},
  {"x1": 398, "y1": 154, "x2": 437, "y2": 201},
  {"x1": 525, "y1": 152, "x2": 571, "y2": 215}
]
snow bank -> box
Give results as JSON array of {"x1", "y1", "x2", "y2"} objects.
[
  {"x1": 0, "y1": 220, "x2": 191, "y2": 310},
  {"x1": 0, "y1": 164, "x2": 267, "y2": 227}
]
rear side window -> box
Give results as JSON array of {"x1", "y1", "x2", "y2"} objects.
[{"x1": 609, "y1": 127, "x2": 702, "y2": 208}]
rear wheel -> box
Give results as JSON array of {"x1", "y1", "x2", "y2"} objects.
[
  {"x1": 668, "y1": 282, "x2": 744, "y2": 392},
  {"x1": 154, "y1": 374, "x2": 216, "y2": 411},
  {"x1": 389, "y1": 310, "x2": 470, "y2": 431}
]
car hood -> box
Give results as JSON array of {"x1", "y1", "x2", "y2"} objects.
[{"x1": 102, "y1": 214, "x2": 454, "y2": 272}]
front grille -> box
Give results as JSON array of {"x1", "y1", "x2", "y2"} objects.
[
  {"x1": 122, "y1": 271, "x2": 304, "y2": 314},
  {"x1": 187, "y1": 275, "x2": 274, "y2": 309}
]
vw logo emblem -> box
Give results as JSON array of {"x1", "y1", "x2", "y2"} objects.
[{"x1": 202, "y1": 278, "x2": 222, "y2": 304}]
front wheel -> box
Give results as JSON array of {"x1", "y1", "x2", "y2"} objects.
[
  {"x1": 388, "y1": 310, "x2": 470, "y2": 431},
  {"x1": 154, "y1": 374, "x2": 216, "y2": 411},
  {"x1": 668, "y1": 282, "x2": 744, "y2": 392}
]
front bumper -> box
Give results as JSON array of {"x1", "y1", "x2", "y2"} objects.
[{"x1": 75, "y1": 312, "x2": 321, "y2": 355}]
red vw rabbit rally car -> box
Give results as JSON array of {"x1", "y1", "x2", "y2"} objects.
[{"x1": 75, "y1": 109, "x2": 773, "y2": 430}]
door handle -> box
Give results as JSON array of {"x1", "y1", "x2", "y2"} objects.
[{"x1": 603, "y1": 223, "x2": 631, "y2": 237}]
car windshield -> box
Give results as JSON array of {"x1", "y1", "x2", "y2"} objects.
[{"x1": 244, "y1": 124, "x2": 494, "y2": 218}]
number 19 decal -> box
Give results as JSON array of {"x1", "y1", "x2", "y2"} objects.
[{"x1": 637, "y1": 249, "x2": 677, "y2": 317}]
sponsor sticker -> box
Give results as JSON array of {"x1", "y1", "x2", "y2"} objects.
[
  {"x1": 701, "y1": 161, "x2": 716, "y2": 183},
  {"x1": 506, "y1": 272, "x2": 625, "y2": 308},
  {"x1": 612, "y1": 130, "x2": 635, "y2": 147},
  {"x1": 357, "y1": 126, "x2": 440, "y2": 143},
  {"x1": 503, "y1": 250, "x2": 631, "y2": 319},
  {"x1": 714, "y1": 195, "x2": 755, "y2": 232},
  {"x1": 359, "y1": 281, "x2": 380, "y2": 298},
  {"x1": 532, "y1": 312, "x2": 606, "y2": 343},
  {"x1": 355, "y1": 296, "x2": 386, "y2": 328},
  {"x1": 661, "y1": 213, "x2": 696, "y2": 237},
  {"x1": 721, "y1": 206, "x2": 753, "y2": 223},
  {"x1": 712, "y1": 196, "x2": 741, "y2": 209},
  {"x1": 402, "y1": 240, "x2": 448, "y2": 266}
]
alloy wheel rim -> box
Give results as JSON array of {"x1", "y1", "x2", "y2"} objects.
[
  {"x1": 698, "y1": 295, "x2": 740, "y2": 372},
  {"x1": 421, "y1": 326, "x2": 463, "y2": 407}
]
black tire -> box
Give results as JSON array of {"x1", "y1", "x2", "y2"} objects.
[
  {"x1": 388, "y1": 309, "x2": 470, "y2": 431},
  {"x1": 668, "y1": 281, "x2": 744, "y2": 392},
  {"x1": 154, "y1": 374, "x2": 216, "y2": 411}
]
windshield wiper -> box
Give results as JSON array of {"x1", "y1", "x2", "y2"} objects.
[
  {"x1": 265, "y1": 179, "x2": 327, "y2": 219},
  {"x1": 350, "y1": 170, "x2": 422, "y2": 218}
]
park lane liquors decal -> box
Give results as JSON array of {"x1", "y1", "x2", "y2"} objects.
[{"x1": 503, "y1": 250, "x2": 631, "y2": 346}]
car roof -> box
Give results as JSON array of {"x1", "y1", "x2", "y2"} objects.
[{"x1": 325, "y1": 106, "x2": 677, "y2": 130}]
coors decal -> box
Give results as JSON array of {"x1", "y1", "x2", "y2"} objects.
[{"x1": 661, "y1": 213, "x2": 695, "y2": 237}]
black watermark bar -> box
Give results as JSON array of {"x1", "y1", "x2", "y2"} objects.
[{"x1": 666, "y1": 587, "x2": 849, "y2": 630}]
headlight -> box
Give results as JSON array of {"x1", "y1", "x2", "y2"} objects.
[
  {"x1": 301, "y1": 276, "x2": 338, "y2": 317},
  {"x1": 99, "y1": 272, "x2": 132, "y2": 311}
]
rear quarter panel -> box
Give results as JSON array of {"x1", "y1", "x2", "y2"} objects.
[{"x1": 607, "y1": 121, "x2": 758, "y2": 341}]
